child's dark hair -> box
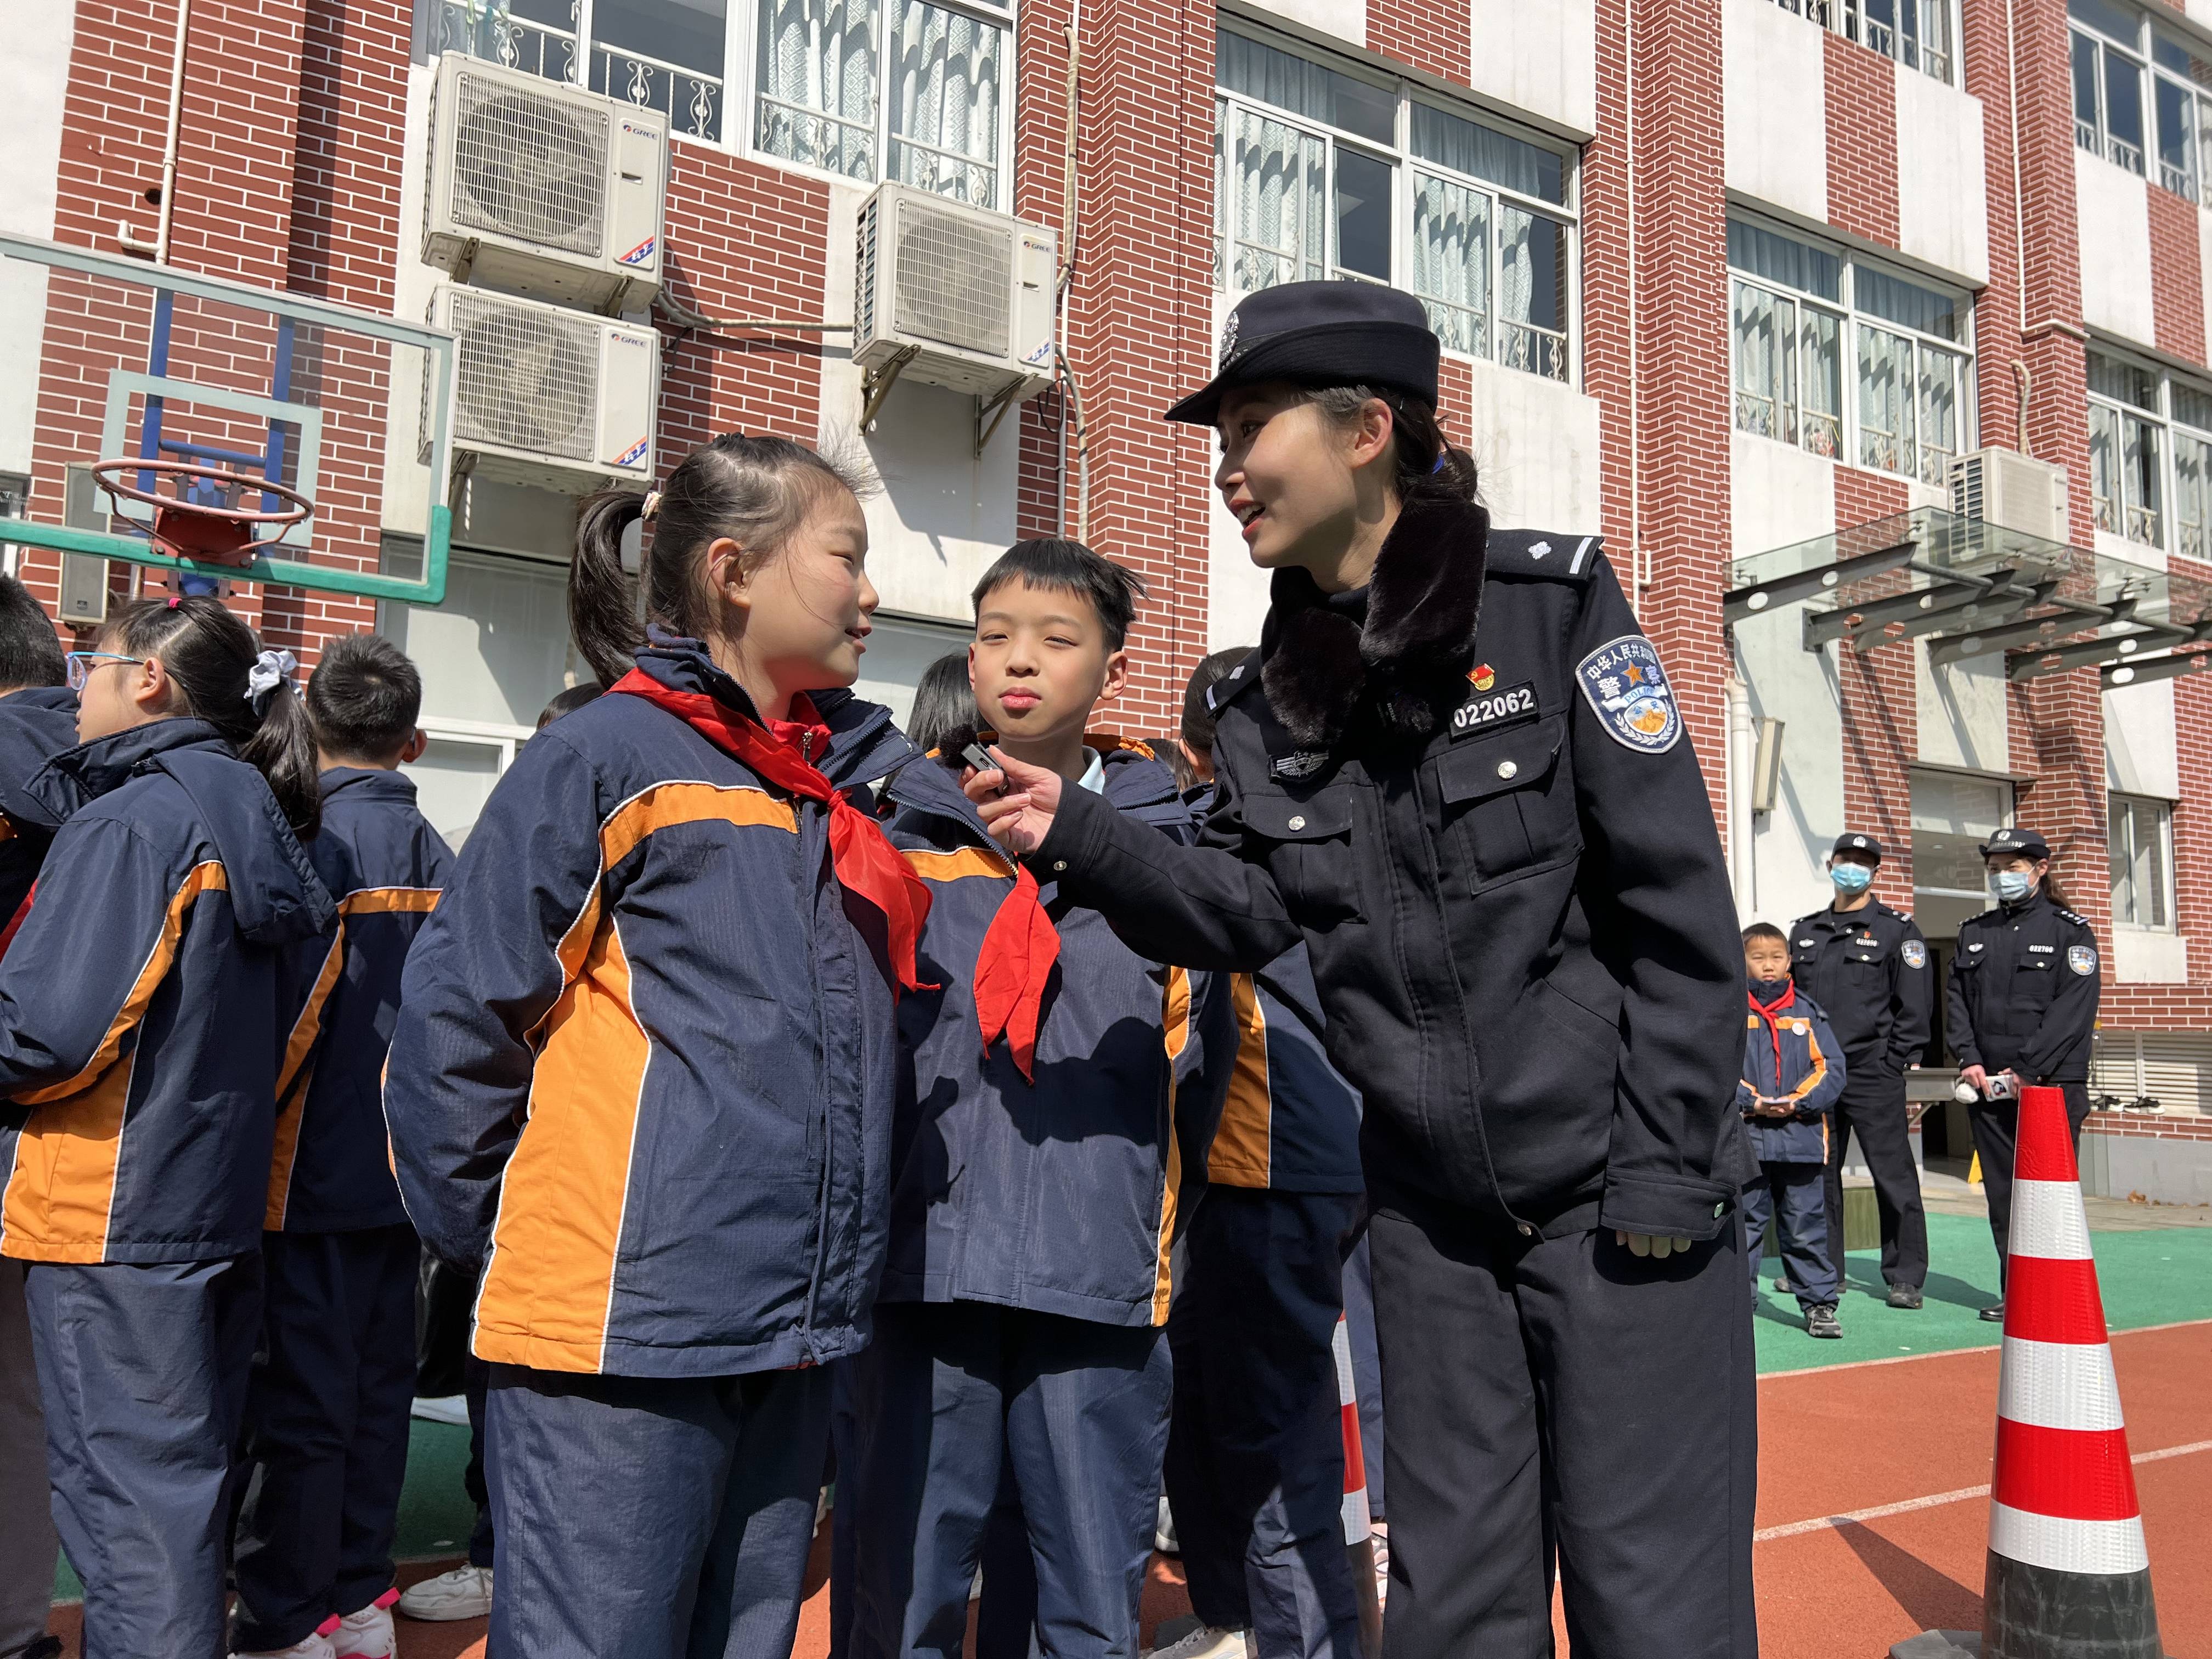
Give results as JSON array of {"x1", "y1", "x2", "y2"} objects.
[
  {"x1": 101, "y1": 596, "x2": 321, "y2": 837},
  {"x1": 1181, "y1": 646, "x2": 1252, "y2": 760},
  {"x1": 904, "y1": 652, "x2": 976, "y2": 755},
  {"x1": 305, "y1": 633, "x2": 422, "y2": 761},
  {"x1": 970, "y1": 539, "x2": 1147, "y2": 652},
  {"x1": 536, "y1": 682, "x2": 603, "y2": 731},
  {"x1": 1742, "y1": 922, "x2": 1788, "y2": 946},
  {"x1": 1304, "y1": 386, "x2": 1481, "y2": 510},
  {"x1": 0, "y1": 576, "x2": 65, "y2": 691},
  {"x1": 571, "y1": 432, "x2": 870, "y2": 689}
]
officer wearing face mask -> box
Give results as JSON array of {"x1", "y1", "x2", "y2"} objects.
[
  {"x1": 1788, "y1": 833, "x2": 1932, "y2": 1310},
  {"x1": 1945, "y1": 827, "x2": 2101, "y2": 1321}
]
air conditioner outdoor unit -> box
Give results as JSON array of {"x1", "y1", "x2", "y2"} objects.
[
  {"x1": 1950, "y1": 448, "x2": 2070, "y2": 544},
  {"x1": 853, "y1": 184, "x2": 1057, "y2": 405},
  {"x1": 423, "y1": 55, "x2": 666, "y2": 312},
  {"x1": 431, "y1": 285, "x2": 658, "y2": 492}
]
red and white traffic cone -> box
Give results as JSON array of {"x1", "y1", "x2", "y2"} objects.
[
  {"x1": 1979, "y1": 1086, "x2": 2163, "y2": 1657},
  {"x1": 1900, "y1": 1086, "x2": 2166, "y2": 1657},
  {"x1": 1335, "y1": 1315, "x2": 1383, "y2": 1659}
]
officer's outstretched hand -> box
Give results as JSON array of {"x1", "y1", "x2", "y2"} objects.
[
  {"x1": 966, "y1": 747, "x2": 1063, "y2": 856},
  {"x1": 1615, "y1": 1231, "x2": 1692, "y2": 1260}
]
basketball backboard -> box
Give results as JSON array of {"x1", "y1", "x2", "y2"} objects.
[{"x1": 0, "y1": 230, "x2": 456, "y2": 605}]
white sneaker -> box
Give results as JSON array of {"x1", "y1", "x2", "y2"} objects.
[
  {"x1": 1143, "y1": 1629, "x2": 1250, "y2": 1659},
  {"x1": 330, "y1": 1590, "x2": 400, "y2": 1658},
  {"x1": 229, "y1": 1637, "x2": 335, "y2": 1659},
  {"x1": 410, "y1": 1393, "x2": 471, "y2": 1426},
  {"x1": 396, "y1": 1565, "x2": 493, "y2": 1622}
]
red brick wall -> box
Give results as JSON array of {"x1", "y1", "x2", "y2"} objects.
[
  {"x1": 2146, "y1": 183, "x2": 2207, "y2": 369},
  {"x1": 1962, "y1": 0, "x2": 2026, "y2": 455},
  {"x1": 1833, "y1": 468, "x2": 1917, "y2": 909},
  {"x1": 1368, "y1": 0, "x2": 1469, "y2": 87},
  {"x1": 1822, "y1": 32, "x2": 1901, "y2": 248}
]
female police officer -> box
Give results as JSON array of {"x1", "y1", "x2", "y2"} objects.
[
  {"x1": 1945, "y1": 826, "x2": 2101, "y2": 1321},
  {"x1": 967, "y1": 283, "x2": 1752, "y2": 1659}
]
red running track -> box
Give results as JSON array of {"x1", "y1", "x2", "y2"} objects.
[{"x1": 37, "y1": 1321, "x2": 2211, "y2": 1658}]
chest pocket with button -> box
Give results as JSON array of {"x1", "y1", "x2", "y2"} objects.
[
  {"x1": 1242, "y1": 781, "x2": 1363, "y2": 923},
  {"x1": 1432, "y1": 713, "x2": 1577, "y2": 890}
]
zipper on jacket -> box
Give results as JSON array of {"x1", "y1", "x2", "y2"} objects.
[{"x1": 798, "y1": 789, "x2": 834, "y2": 1362}]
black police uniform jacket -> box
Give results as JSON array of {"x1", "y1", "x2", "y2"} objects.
[
  {"x1": 1787, "y1": 901, "x2": 1933, "y2": 1075},
  {"x1": 1945, "y1": 889, "x2": 2101, "y2": 1084},
  {"x1": 1032, "y1": 499, "x2": 1748, "y2": 1240}
]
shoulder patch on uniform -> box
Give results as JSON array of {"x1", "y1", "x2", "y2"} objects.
[
  {"x1": 2068, "y1": 944, "x2": 2098, "y2": 976},
  {"x1": 1207, "y1": 656, "x2": 1265, "y2": 713},
  {"x1": 1575, "y1": 634, "x2": 1681, "y2": 753},
  {"x1": 1486, "y1": 528, "x2": 1602, "y2": 583},
  {"x1": 1900, "y1": 939, "x2": 1926, "y2": 969}
]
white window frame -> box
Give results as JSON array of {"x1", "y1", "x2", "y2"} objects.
[
  {"x1": 2107, "y1": 792, "x2": 2176, "y2": 932},
  {"x1": 2085, "y1": 345, "x2": 2212, "y2": 554},
  {"x1": 1726, "y1": 218, "x2": 1974, "y2": 487},
  {"x1": 433, "y1": 0, "x2": 1019, "y2": 213},
  {"x1": 2073, "y1": 1, "x2": 2151, "y2": 176},
  {"x1": 1212, "y1": 23, "x2": 1581, "y2": 387},
  {"x1": 2148, "y1": 28, "x2": 2212, "y2": 200},
  {"x1": 1763, "y1": 0, "x2": 1955, "y2": 87}
]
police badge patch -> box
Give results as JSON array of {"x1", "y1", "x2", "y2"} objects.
[
  {"x1": 1575, "y1": 635, "x2": 1681, "y2": 753},
  {"x1": 2069, "y1": 945, "x2": 2098, "y2": 976},
  {"x1": 1901, "y1": 940, "x2": 1927, "y2": 969}
]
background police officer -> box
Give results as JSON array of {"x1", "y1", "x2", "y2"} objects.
[
  {"x1": 1789, "y1": 833, "x2": 1932, "y2": 1310},
  {"x1": 968, "y1": 281, "x2": 1753, "y2": 1659},
  {"x1": 1945, "y1": 827, "x2": 2101, "y2": 1321}
]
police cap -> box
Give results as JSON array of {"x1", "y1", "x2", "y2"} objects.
[
  {"x1": 1978, "y1": 826, "x2": 2051, "y2": 860},
  {"x1": 1166, "y1": 281, "x2": 1441, "y2": 426},
  {"x1": 1830, "y1": 832, "x2": 1883, "y2": 863}
]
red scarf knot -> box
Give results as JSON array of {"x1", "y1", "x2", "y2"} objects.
[
  {"x1": 608, "y1": 669, "x2": 934, "y2": 994},
  {"x1": 973, "y1": 862, "x2": 1061, "y2": 1083},
  {"x1": 1748, "y1": 981, "x2": 1797, "y2": 1077}
]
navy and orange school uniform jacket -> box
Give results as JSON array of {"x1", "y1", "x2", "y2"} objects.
[
  {"x1": 0, "y1": 686, "x2": 80, "y2": 933},
  {"x1": 268, "y1": 768, "x2": 454, "y2": 1232},
  {"x1": 383, "y1": 637, "x2": 921, "y2": 1377},
  {"x1": 0, "y1": 719, "x2": 336, "y2": 1262},
  {"x1": 1739, "y1": 987, "x2": 1848, "y2": 1166},
  {"x1": 877, "y1": 737, "x2": 1200, "y2": 1327}
]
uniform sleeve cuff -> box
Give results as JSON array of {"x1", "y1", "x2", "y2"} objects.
[
  {"x1": 1031, "y1": 779, "x2": 1119, "y2": 879},
  {"x1": 1598, "y1": 1170, "x2": 1737, "y2": 1241}
]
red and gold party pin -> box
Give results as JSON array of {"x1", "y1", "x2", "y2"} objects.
[{"x1": 1469, "y1": 663, "x2": 1496, "y2": 691}]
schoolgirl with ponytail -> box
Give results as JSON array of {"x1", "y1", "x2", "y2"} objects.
[
  {"x1": 386, "y1": 432, "x2": 928, "y2": 1657},
  {"x1": 0, "y1": 594, "x2": 337, "y2": 1655}
]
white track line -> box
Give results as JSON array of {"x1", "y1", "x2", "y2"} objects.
[
  {"x1": 1757, "y1": 1316, "x2": 2212, "y2": 1382},
  {"x1": 1754, "y1": 1439, "x2": 2212, "y2": 1542}
]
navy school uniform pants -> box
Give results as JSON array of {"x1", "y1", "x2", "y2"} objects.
[
  {"x1": 484, "y1": 1362, "x2": 832, "y2": 1659},
  {"x1": 232, "y1": 1224, "x2": 419, "y2": 1651},
  {"x1": 1969, "y1": 1080, "x2": 2092, "y2": 1283},
  {"x1": 1740, "y1": 1161, "x2": 1838, "y2": 1310},
  {"x1": 24, "y1": 1254, "x2": 262, "y2": 1659},
  {"x1": 839, "y1": 1301, "x2": 1172, "y2": 1659},
  {"x1": 1821, "y1": 1063, "x2": 1928, "y2": 1294},
  {"x1": 1165, "y1": 1186, "x2": 1363, "y2": 1659},
  {"x1": 1364, "y1": 1178, "x2": 1757, "y2": 1659}
]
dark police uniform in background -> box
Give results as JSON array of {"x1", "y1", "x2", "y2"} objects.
[
  {"x1": 1944, "y1": 827, "x2": 2101, "y2": 1288},
  {"x1": 1790, "y1": 833, "x2": 1933, "y2": 1305},
  {"x1": 1029, "y1": 282, "x2": 1754, "y2": 1659}
]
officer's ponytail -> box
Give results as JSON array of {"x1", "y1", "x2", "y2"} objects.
[
  {"x1": 1305, "y1": 385, "x2": 1481, "y2": 509},
  {"x1": 571, "y1": 432, "x2": 872, "y2": 689},
  {"x1": 101, "y1": 596, "x2": 322, "y2": 838}
]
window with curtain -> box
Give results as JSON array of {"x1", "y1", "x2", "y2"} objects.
[
  {"x1": 756, "y1": 0, "x2": 881, "y2": 178},
  {"x1": 886, "y1": 0, "x2": 1002, "y2": 205},
  {"x1": 2150, "y1": 31, "x2": 2212, "y2": 201},
  {"x1": 2072, "y1": 0, "x2": 2149, "y2": 173},
  {"x1": 1214, "y1": 26, "x2": 1577, "y2": 383},
  {"x1": 1759, "y1": 0, "x2": 1954, "y2": 84},
  {"x1": 2085, "y1": 347, "x2": 2201, "y2": 548},
  {"x1": 2108, "y1": 794, "x2": 2172, "y2": 930}
]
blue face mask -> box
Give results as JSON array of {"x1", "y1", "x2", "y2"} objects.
[
  {"x1": 1991, "y1": 869, "x2": 2035, "y2": 904},
  {"x1": 1830, "y1": 862, "x2": 1874, "y2": 895}
]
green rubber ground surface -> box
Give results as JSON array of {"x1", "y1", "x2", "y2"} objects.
[{"x1": 48, "y1": 1213, "x2": 2212, "y2": 1599}]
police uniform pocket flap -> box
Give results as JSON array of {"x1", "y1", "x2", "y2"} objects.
[
  {"x1": 1435, "y1": 716, "x2": 1566, "y2": 806},
  {"x1": 1244, "y1": 782, "x2": 1355, "y2": 841}
]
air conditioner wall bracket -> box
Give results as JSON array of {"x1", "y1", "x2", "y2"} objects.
[
  {"x1": 861, "y1": 345, "x2": 919, "y2": 431},
  {"x1": 975, "y1": 377, "x2": 1023, "y2": 457}
]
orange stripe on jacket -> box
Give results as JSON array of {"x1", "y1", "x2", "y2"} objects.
[
  {"x1": 3, "y1": 860, "x2": 227, "y2": 1262},
  {"x1": 475, "y1": 785, "x2": 795, "y2": 1374},
  {"x1": 1776, "y1": 1020, "x2": 1831, "y2": 1105},
  {"x1": 1152, "y1": 966, "x2": 1193, "y2": 1325},
  {"x1": 1207, "y1": 972, "x2": 1274, "y2": 1187},
  {"x1": 903, "y1": 847, "x2": 1007, "y2": 883},
  {"x1": 267, "y1": 923, "x2": 347, "y2": 1229}
]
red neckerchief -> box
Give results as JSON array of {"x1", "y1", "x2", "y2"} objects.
[
  {"x1": 0, "y1": 881, "x2": 33, "y2": 960},
  {"x1": 1748, "y1": 981, "x2": 1797, "y2": 1080},
  {"x1": 608, "y1": 670, "x2": 933, "y2": 994},
  {"x1": 974, "y1": 861, "x2": 1060, "y2": 1084}
]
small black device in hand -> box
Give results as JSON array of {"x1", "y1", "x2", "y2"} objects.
[{"x1": 961, "y1": 741, "x2": 1007, "y2": 797}]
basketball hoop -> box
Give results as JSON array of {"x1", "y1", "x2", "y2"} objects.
[{"x1": 90, "y1": 458, "x2": 314, "y2": 563}]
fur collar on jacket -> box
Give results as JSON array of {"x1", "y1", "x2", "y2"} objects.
[{"x1": 1261, "y1": 498, "x2": 1490, "y2": 752}]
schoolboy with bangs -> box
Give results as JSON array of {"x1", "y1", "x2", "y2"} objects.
[{"x1": 841, "y1": 539, "x2": 1199, "y2": 1659}]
